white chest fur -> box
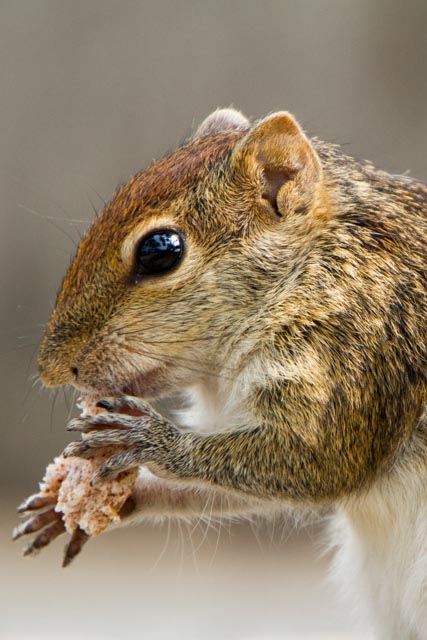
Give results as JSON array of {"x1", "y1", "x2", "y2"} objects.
[{"x1": 330, "y1": 468, "x2": 427, "y2": 639}]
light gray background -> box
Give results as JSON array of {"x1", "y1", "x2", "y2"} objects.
[{"x1": 1, "y1": 1, "x2": 426, "y2": 638}]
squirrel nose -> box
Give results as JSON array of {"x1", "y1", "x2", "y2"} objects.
[{"x1": 38, "y1": 359, "x2": 78, "y2": 388}]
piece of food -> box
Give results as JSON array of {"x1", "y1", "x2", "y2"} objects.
[
  {"x1": 40, "y1": 448, "x2": 138, "y2": 537},
  {"x1": 40, "y1": 394, "x2": 138, "y2": 536},
  {"x1": 77, "y1": 393, "x2": 102, "y2": 418},
  {"x1": 14, "y1": 395, "x2": 139, "y2": 565}
]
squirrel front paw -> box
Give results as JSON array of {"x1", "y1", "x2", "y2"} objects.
[{"x1": 64, "y1": 396, "x2": 180, "y2": 485}]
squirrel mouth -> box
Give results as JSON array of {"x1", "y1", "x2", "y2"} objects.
[
  {"x1": 73, "y1": 367, "x2": 170, "y2": 401},
  {"x1": 121, "y1": 367, "x2": 169, "y2": 399}
]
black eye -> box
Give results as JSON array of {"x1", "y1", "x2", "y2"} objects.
[{"x1": 135, "y1": 229, "x2": 184, "y2": 277}]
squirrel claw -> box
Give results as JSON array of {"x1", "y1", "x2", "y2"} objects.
[
  {"x1": 23, "y1": 520, "x2": 66, "y2": 557},
  {"x1": 17, "y1": 493, "x2": 55, "y2": 513},
  {"x1": 91, "y1": 450, "x2": 140, "y2": 484},
  {"x1": 12, "y1": 508, "x2": 60, "y2": 540},
  {"x1": 62, "y1": 527, "x2": 90, "y2": 567}
]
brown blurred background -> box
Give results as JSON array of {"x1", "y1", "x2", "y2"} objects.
[{"x1": 1, "y1": 1, "x2": 426, "y2": 638}]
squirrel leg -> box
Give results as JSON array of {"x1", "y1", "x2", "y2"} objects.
[
  {"x1": 63, "y1": 393, "x2": 372, "y2": 502},
  {"x1": 117, "y1": 468, "x2": 275, "y2": 525}
]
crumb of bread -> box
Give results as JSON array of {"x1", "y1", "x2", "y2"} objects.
[
  {"x1": 39, "y1": 396, "x2": 138, "y2": 537},
  {"x1": 40, "y1": 452, "x2": 138, "y2": 536},
  {"x1": 77, "y1": 393, "x2": 103, "y2": 418}
]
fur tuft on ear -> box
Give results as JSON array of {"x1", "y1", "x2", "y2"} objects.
[{"x1": 194, "y1": 108, "x2": 249, "y2": 139}]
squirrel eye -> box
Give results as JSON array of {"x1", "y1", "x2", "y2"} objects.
[{"x1": 134, "y1": 229, "x2": 183, "y2": 277}]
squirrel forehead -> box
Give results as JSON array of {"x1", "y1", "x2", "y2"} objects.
[
  {"x1": 61, "y1": 131, "x2": 244, "y2": 294},
  {"x1": 103, "y1": 130, "x2": 242, "y2": 231}
]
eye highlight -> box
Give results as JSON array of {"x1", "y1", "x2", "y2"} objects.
[{"x1": 134, "y1": 229, "x2": 184, "y2": 278}]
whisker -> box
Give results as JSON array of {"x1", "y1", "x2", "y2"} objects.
[
  {"x1": 113, "y1": 317, "x2": 238, "y2": 344},
  {"x1": 119, "y1": 339, "x2": 219, "y2": 368},
  {"x1": 118, "y1": 332, "x2": 235, "y2": 345},
  {"x1": 21, "y1": 376, "x2": 44, "y2": 424},
  {"x1": 111, "y1": 317, "x2": 194, "y2": 335},
  {"x1": 249, "y1": 518, "x2": 265, "y2": 555},
  {"x1": 26, "y1": 341, "x2": 41, "y2": 381},
  {"x1": 17, "y1": 204, "x2": 88, "y2": 225},
  {"x1": 116, "y1": 320, "x2": 237, "y2": 343},
  {"x1": 106, "y1": 360, "x2": 123, "y2": 395},
  {"x1": 86, "y1": 192, "x2": 101, "y2": 221},
  {"x1": 17, "y1": 204, "x2": 81, "y2": 248},
  {"x1": 63, "y1": 387, "x2": 72, "y2": 418},
  {"x1": 49, "y1": 388, "x2": 60, "y2": 433},
  {"x1": 85, "y1": 183, "x2": 108, "y2": 208},
  {"x1": 118, "y1": 342, "x2": 233, "y2": 381},
  {"x1": 177, "y1": 519, "x2": 185, "y2": 575},
  {"x1": 9, "y1": 173, "x2": 83, "y2": 222},
  {"x1": 14, "y1": 342, "x2": 38, "y2": 350},
  {"x1": 22, "y1": 350, "x2": 42, "y2": 407},
  {"x1": 210, "y1": 494, "x2": 223, "y2": 567},
  {"x1": 150, "y1": 518, "x2": 172, "y2": 573},
  {"x1": 189, "y1": 494, "x2": 215, "y2": 556},
  {"x1": 186, "y1": 520, "x2": 200, "y2": 574}
]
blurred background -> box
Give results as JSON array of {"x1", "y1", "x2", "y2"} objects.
[{"x1": 1, "y1": 1, "x2": 427, "y2": 638}]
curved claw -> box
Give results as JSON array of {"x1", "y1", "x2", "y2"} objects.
[
  {"x1": 91, "y1": 451, "x2": 138, "y2": 485},
  {"x1": 63, "y1": 527, "x2": 90, "y2": 567},
  {"x1": 23, "y1": 520, "x2": 66, "y2": 556},
  {"x1": 13, "y1": 508, "x2": 61, "y2": 540},
  {"x1": 17, "y1": 493, "x2": 56, "y2": 514}
]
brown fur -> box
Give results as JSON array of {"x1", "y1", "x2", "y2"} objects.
[{"x1": 38, "y1": 110, "x2": 427, "y2": 507}]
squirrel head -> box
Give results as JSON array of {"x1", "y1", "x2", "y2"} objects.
[{"x1": 38, "y1": 108, "x2": 327, "y2": 399}]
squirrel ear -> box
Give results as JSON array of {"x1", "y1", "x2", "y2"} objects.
[
  {"x1": 194, "y1": 108, "x2": 249, "y2": 139},
  {"x1": 233, "y1": 112, "x2": 322, "y2": 217}
]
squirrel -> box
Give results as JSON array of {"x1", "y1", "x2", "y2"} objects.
[{"x1": 16, "y1": 108, "x2": 427, "y2": 638}]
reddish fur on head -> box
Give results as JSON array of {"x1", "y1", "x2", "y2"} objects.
[
  {"x1": 38, "y1": 131, "x2": 245, "y2": 389},
  {"x1": 38, "y1": 109, "x2": 329, "y2": 401}
]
